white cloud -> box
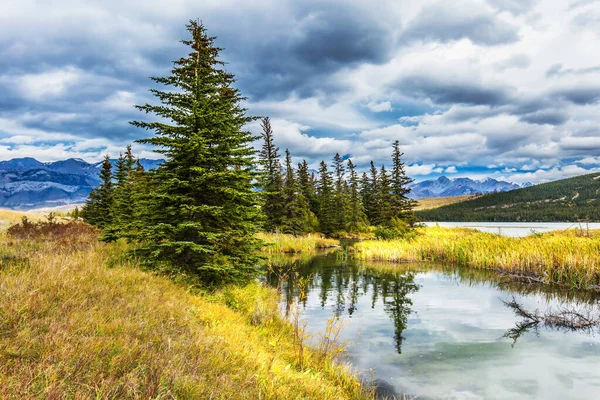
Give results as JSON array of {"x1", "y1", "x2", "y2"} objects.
[
  {"x1": 16, "y1": 67, "x2": 83, "y2": 100},
  {"x1": 366, "y1": 101, "x2": 393, "y2": 112},
  {"x1": 445, "y1": 166, "x2": 457, "y2": 173}
]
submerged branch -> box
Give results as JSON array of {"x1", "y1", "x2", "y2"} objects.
[{"x1": 502, "y1": 296, "x2": 600, "y2": 346}]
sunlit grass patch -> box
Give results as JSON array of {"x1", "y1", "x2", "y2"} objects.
[
  {"x1": 0, "y1": 234, "x2": 370, "y2": 399},
  {"x1": 257, "y1": 232, "x2": 340, "y2": 254},
  {"x1": 353, "y1": 226, "x2": 600, "y2": 290}
]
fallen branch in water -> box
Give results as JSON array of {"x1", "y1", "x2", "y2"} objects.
[{"x1": 502, "y1": 296, "x2": 600, "y2": 346}]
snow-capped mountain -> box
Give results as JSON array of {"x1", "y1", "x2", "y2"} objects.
[
  {"x1": 0, "y1": 157, "x2": 162, "y2": 210},
  {"x1": 408, "y1": 176, "x2": 531, "y2": 200}
]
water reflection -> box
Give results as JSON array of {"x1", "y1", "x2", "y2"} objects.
[
  {"x1": 266, "y1": 254, "x2": 420, "y2": 354},
  {"x1": 263, "y1": 253, "x2": 600, "y2": 399}
]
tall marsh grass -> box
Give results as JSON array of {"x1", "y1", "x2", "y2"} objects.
[
  {"x1": 354, "y1": 226, "x2": 600, "y2": 290},
  {"x1": 258, "y1": 232, "x2": 339, "y2": 254},
  {"x1": 0, "y1": 232, "x2": 370, "y2": 399}
]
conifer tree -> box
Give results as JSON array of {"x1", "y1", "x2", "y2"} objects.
[
  {"x1": 391, "y1": 140, "x2": 417, "y2": 221},
  {"x1": 281, "y1": 149, "x2": 314, "y2": 234},
  {"x1": 82, "y1": 155, "x2": 114, "y2": 229},
  {"x1": 346, "y1": 159, "x2": 368, "y2": 232},
  {"x1": 364, "y1": 161, "x2": 379, "y2": 223},
  {"x1": 126, "y1": 159, "x2": 150, "y2": 242},
  {"x1": 332, "y1": 153, "x2": 348, "y2": 232},
  {"x1": 374, "y1": 165, "x2": 393, "y2": 226},
  {"x1": 130, "y1": 21, "x2": 262, "y2": 284},
  {"x1": 297, "y1": 159, "x2": 319, "y2": 215},
  {"x1": 360, "y1": 172, "x2": 371, "y2": 223},
  {"x1": 316, "y1": 160, "x2": 335, "y2": 235},
  {"x1": 258, "y1": 117, "x2": 285, "y2": 231},
  {"x1": 105, "y1": 145, "x2": 138, "y2": 241}
]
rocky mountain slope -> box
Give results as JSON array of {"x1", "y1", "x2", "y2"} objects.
[
  {"x1": 0, "y1": 158, "x2": 161, "y2": 210},
  {"x1": 408, "y1": 176, "x2": 531, "y2": 200}
]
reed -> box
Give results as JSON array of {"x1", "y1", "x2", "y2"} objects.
[
  {"x1": 353, "y1": 226, "x2": 600, "y2": 290},
  {"x1": 257, "y1": 232, "x2": 340, "y2": 254},
  {"x1": 0, "y1": 233, "x2": 370, "y2": 399}
]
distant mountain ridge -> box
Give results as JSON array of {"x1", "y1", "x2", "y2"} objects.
[
  {"x1": 408, "y1": 176, "x2": 532, "y2": 200},
  {"x1": 0, "y1": 157, "x2": 162, "y2": 210},
  {"x1": 416, "y1": 172, "x2": 600, "y2": 222}
]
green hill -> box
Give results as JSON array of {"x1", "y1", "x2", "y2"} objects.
[{"x1": 416, "y1": 172, "x2": 600, "y2": 222}]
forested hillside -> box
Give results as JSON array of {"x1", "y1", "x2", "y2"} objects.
[{"x1": 416, "y1": 173, "x2": 600, "y2": 222}]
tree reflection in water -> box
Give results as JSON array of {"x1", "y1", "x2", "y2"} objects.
[{"x1": 265, "y1": 253, "x2": 420, "y2": 354}]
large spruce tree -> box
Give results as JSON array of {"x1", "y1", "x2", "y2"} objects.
[{"x1": 130, "y1": 21, "x2": 262, "y2": 284}]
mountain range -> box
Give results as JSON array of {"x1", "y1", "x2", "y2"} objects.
[
  {"x1": 0, "y1": 157, "x2": 531, "y2": 210},
  {"x1": 0, "y1": 157, "x2": 162, "y2": 210},
  {"x1": 408, "y1": 176, "x2": 532, "y2": 200},
  {"x1": 415, "y1": 172, "x2": 600, "y2": 222}
]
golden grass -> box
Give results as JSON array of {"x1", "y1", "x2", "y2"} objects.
[
  {"x1": 353, "y1": 226, "x2": 600, "y2": 289},
  {"x1": 257, "y1": 232, "x2": 340, "y2": 254},
  {"x1": 0, "y1": 236, "x2": 370, "y2": 399},
  {"x1": 414, "y1": 195, "x2": 477, "y2": 211},
  {"x1": 0, "y1": 209, "x2": 46, "y2": 231}
]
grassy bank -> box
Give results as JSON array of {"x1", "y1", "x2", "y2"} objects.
[
  {"x1": 353, "y1": 226, "x2": 600, "y2": 290},
  {"x1": 258, "y1": 232, "x2": 340, "y2": 254},
  {"x1": 0, "y1": 234, "x2": 369, "y2": 399}
]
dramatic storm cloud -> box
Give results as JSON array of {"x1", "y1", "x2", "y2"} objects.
[{"x1": 1, "y1": 0, "x2": 599, "y2": 183}]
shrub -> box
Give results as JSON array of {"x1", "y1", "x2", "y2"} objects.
[
  {"x1": 7, "y1": 216, "x2": 98, "y2": 247},
  {"x1": 374, "y1": 218, "x2": 416, "y2": 240}
]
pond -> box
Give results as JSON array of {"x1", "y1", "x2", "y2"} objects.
[
  {"x1": 265, "y1": 253, "x2": 600, "y2": 400},
  {"x1": 423, "y1": 221, "x2": 600, "y2": 237}
]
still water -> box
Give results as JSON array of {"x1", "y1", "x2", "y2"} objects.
[
  {"x1": 266, "y1": 254, "x2": 600, "y2": 399},
  {"x1": 423, "y1": 221, "x2": 600, "y2": 237}
]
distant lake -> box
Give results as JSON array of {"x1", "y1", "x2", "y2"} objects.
[{"x1": 423, "y1": 221, "x2": 600, "y2": 237}]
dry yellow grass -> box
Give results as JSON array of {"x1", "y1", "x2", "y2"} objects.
[
  {"x1": 0, "y1": 236, "x2": 370, "y2": 399},
  {"x1": 257, "y1": 232, "x2": 340, "y2": 254},
  {"x1": 414, "y1": 195, "x2": 477, "y2": 211},
  {"x1": 0, "y1": 209, "x2": 46, "y2": 231},
  {"x1": 354, "y1": 226, "x2": 600, "y2": 290}
]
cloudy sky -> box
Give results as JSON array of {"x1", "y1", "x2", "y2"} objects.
[{"x1": 1, "y1": 0, "x2": 600, "y2": 183}]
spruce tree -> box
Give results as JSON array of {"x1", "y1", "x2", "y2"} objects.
[
  {"x1": 360, "y1": 172, "x2": 371, "y2": 224},
  {"x1": 391, "y1": 140, "x2": 417, "y2": 221},
  {"x1": 281, "y1": 149, "x2": 314, "y2": 234},
  {"x1": 130, "y1": 21, "x2": 262, "y2": 285},
  {"x1": 332, "y1": 153, "x2": 348, "y2": 232},
  {"x1": 347, "y1": 159, "x2": 368, "y2": 232},
  {"x1": 316, "y1": 160, "x2": 335, "y2": 235},
  {"x1": 374, "y1": 165, "x2": 393, "y2": 226},
  {"x1": 297, "y1": 159, "x2": 319, "y2": 216},
  {"x1": 365, "y1": 161, "x2": 379, "y2": 223},
  {"x1": 105, "y1": 145, "x2": 138, "y2": 241},
  {"x1": 82, "y1": 155, "x2": 114, "y2": 229},
  {"x1": 258, "y1": 117, "x2": 285, "y2": 231}
]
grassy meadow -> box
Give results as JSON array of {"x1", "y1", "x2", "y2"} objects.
[
  {"x1": 414, "y1": 195, "x2": 477, "y2": 211},
  {"x1": 0, "y1": 224, "x2": 371, "y2": 399},
  {"x1": 257, "y1": 232, "x2": 340, "y2": 254},
  {"x1": 353, "y1": 226, "x2": 600, "y2": 290}
]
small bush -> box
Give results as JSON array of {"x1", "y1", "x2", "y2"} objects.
[
  {"x1": 374, "y1": 218, "x2": 416, "y2": 240},
  {"x1": 7, "y1": 216, "x2": 98, "y2": 247}
]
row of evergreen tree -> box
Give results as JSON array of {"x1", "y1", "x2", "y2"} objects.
[
  {"x1": 258, "y1": 117, "x2": 416, "y2": 235},
  {"x1": 80, "y1": 20, "x2": 416, "y2": 285}
]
